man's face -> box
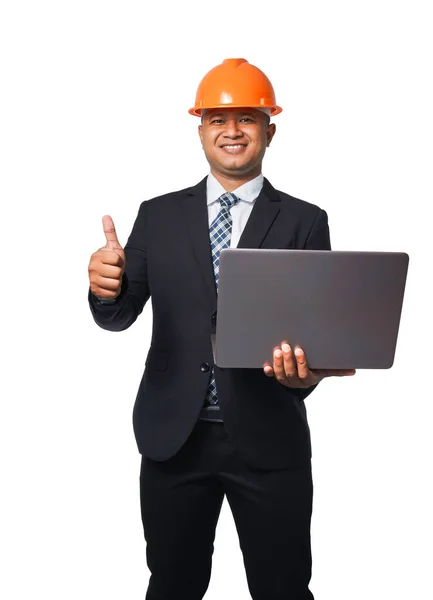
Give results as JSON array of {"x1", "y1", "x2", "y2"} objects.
[{"x1": 198, "y1": 108, "x2": 276, "y2": 180}]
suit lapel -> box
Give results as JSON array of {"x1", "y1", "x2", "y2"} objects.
[
  {"x1": 180, "y1": 176, "x2": 282, "y2": 311},
  {"x1": 182, "y1": 178, "x2": 218, "y2": 311},
  {"x1": 237, "y1": 177, "x2": 281, "y2": 248}
]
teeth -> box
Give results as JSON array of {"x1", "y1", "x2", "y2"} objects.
[{"x1": 222, "y1": 145, "x2": 244, "y2": 149}]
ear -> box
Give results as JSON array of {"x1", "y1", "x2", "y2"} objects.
[
  {"x1": 266, "y1": 123, "x2": 276, "y2": 147},
  {"x1": 198, "y1": 124, "x2": 203, "y2": 146}
]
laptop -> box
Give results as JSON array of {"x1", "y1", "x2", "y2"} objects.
[{"x1": 213, "y1": 249, "x2": 409, "y2": 370}]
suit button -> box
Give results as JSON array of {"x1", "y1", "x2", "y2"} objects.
[{"x1": 200, "y1": 362, "x2": 210, "y2": 372}]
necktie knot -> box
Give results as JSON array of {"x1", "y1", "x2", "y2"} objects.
[{"x1": 219, "y1": 192, "x2": 239, "y2": 210}]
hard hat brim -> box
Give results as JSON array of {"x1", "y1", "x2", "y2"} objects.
[{"x1": 189, "y1": 104, "x2": 283, "y2": 117}]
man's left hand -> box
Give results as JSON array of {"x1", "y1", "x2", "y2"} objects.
[{"x1": 263, "y1": 341, "x2": 356, "y2": 388}]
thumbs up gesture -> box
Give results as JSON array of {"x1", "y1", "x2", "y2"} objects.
[{"x1": 88, "y1": 216, "x2": 126, "y2": 300}]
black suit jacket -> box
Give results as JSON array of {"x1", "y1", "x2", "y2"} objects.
[{"x1": 88, "y1": 176, "x2": 331, "y2": 470}]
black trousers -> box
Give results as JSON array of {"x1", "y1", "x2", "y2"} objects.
[{"x1": 139, "y1": 420, "x2": 314, "y2": 600}]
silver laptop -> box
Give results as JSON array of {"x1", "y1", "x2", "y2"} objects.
[{"x1": 213, "y1": 249, "x2": 409, "y2": 369}]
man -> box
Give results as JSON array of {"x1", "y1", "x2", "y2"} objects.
[{"x1": 88, "y1": 58, "x2": 355, "y2": 600}]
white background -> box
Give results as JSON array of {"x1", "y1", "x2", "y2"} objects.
[{"x1": 1, "y1": 1, "x2": 432, "y2": 598}]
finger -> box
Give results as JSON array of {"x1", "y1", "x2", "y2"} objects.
[
  {"x1": 281, "y1": 342, "x2": 297, "y2": 378},
  {"x1": 94, "y1": 275, "x2": 122, "y2": 291},
  {"x1": 293, "y1": 347, "x2": 312, "y2": 382},
  {"x1": 263, "y1": 362, "x2": 274, "y2": 377},
  {"x1": 93, "y1": 288, "x2": 119, "y2": 300},
  {"x1": 98, "y1": 264, "x2": 123, "y2": 279},
  {"x1": 98, "y1": 248, "x2": 125, "y2": 268},
  {"x1": 272, "y1": 347, "x2": 287, "y2": 383},
  {"x1": 102, "y1": 215, "x2": 122, "y2": 250},
  {"x1": 323, "y1": 369, "x2": 357, "y2": 377}
]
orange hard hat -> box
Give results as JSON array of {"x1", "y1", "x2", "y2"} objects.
[{"x1": 189, "y1": 58, "x2": 283, "y2": 117}]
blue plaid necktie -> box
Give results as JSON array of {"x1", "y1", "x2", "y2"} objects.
[{"x1": 202, "y1": 192, "x2": 239, "y2": 420}]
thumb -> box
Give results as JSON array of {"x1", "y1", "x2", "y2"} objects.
[{"x1": 102, "y1": 215, "x2": 123, "y2": 250}]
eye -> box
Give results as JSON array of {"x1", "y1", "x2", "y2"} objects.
[
  {"x1": 240, "y1": 117, "x2": 254, "y2": 123},
  {"x1": 210, "y1": 119, "x2": 224, "y2": 124}
]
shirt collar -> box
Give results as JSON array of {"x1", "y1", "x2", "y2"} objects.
[{"x1": 206, "y1": 172, "x2": 264, "y2": 206}]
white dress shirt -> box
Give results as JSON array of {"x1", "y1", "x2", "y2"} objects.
[{"x1": 206, "y1": 172, "x2": 264, "y2": 248}]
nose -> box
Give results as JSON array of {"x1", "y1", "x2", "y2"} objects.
[{"x1": 223, "y1": 118, "x2": 243, "y2": 139}]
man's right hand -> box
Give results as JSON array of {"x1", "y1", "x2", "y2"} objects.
[{"x1": 88, "y1": 215, "x2": 126, "y2": 300}]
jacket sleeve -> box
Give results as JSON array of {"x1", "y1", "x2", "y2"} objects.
[
  {"x1": 304, "y1": 209, "x2": 331, "y2": 251},
  {"x1": 88, "y1": 201, "x2": 151, "y2": 332}
]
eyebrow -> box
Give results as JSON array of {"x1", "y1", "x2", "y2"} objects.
[{"x1": 206, "y1": 111, "x2": 257, "y2": 120}]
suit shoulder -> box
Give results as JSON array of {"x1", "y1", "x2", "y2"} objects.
[
  {"x1": 274, "y1": 188, "x2": 325, "y2": 216},
  {"x1": 138, "y1": 182, "x2": 202, "y2": 209}
]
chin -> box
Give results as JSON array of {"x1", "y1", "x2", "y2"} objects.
[{"x1": 219, "y1": 160, "x2": 250, "y2": 172}]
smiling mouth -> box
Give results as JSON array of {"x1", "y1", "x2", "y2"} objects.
[{"x1": 220, "y1": 144, "x2": 247, "y2": 153}]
